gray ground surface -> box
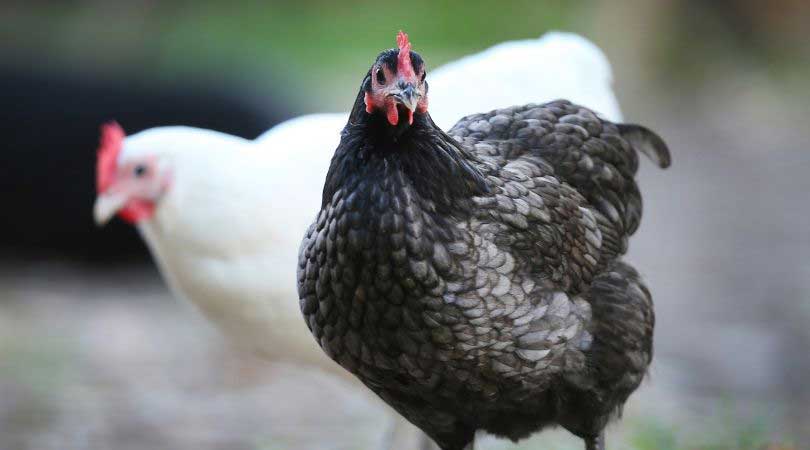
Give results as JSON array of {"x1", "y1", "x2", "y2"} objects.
[{"x1": 0, "y1": 264, "x2": 684, "y2": 450}]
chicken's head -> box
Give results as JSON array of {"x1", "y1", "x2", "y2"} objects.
[
  {"x1": 93, "y1": 122, "x2": 171, "y2": 225},
  {"x1": 363, "y1": 31, "x2": 429, "y2": 128}
]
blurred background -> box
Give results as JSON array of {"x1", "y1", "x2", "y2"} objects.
[{"x1": 1, "y1": 1, "x2": 809, "y2": 449}]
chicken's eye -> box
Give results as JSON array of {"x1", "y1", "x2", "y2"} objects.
[
  {"x1": 133, "y1": 164, "x2": 147, "y2": 177},
  {"x1": 376, "y1": 68, "x2": 386, "y2": 84}
]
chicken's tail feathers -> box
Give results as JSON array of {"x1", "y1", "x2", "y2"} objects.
[{"x1": 617, "y1": 124, "x2": 671, "y2": 169}]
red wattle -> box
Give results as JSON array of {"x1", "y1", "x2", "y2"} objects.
[
  {"x1": 385, "y1": 101, "x2": 399, "y2": 126},
  {"x1": 118, "y1": 199, "x2": 155, "y2": 224}
]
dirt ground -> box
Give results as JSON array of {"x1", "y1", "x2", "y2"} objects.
[{"x1": 0, "y1": 263, "x2": 681, "y2": 450}]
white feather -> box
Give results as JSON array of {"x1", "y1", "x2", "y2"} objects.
[{"x1": 429, "y1": 31, "x2": 622, "y2": 127}]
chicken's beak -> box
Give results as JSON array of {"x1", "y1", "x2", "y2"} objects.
[
  {"x1": 392, "y1": 82, "x2": 419, "y2": 113},
  {"x1": 93, "y1": 192, "x2": 127, "y2": 226}
]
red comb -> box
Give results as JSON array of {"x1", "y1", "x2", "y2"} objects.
[
  {"x1": 96, "y1": 121, "x2": 125, "y2": 193},
  {"x1": 396, "y1": 30, "x2": 415, "y2": 79}
]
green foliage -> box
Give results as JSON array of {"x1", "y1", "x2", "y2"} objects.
[{"x1": 0, "y1": 1, "x2": 584, "y2": 108}]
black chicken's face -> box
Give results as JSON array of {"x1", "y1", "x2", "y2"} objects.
[{"x1": 363, "y1": 31, "x2": 429, "y2": 127}]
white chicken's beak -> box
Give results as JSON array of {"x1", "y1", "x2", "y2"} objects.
[{"x1": 93, "y1": 192, "x2": 127, "y2": 226}]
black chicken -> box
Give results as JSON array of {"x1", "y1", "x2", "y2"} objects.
[{"x1": 298, "y1": 32, "x2": 670, "y2": 450}]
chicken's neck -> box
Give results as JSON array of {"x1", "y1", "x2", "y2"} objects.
[
  {"x1": 312, "y1": 90, "x2": 490, "y2": 314},
  {"x1": 321, "y1": 89, "x2": 488, "y2": 217}
]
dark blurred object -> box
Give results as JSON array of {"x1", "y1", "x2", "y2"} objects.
[
  {"x1": 689, "y1": 0, "x2": 810, "y2": 48},
  {"x1": 658, "y1": 0, "x2": 810, "y2": 82},
  {"x1": 0, "y1": 67, "x2": 289, "y2": 262}
]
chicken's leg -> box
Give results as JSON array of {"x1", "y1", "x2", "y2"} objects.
[{"x1": 585, "y1": 432, "x2": 605, "y2": 450}]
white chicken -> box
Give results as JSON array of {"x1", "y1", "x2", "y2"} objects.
[{"x1": 93, "y1": 31, "x2": 622, "y2": 449}]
